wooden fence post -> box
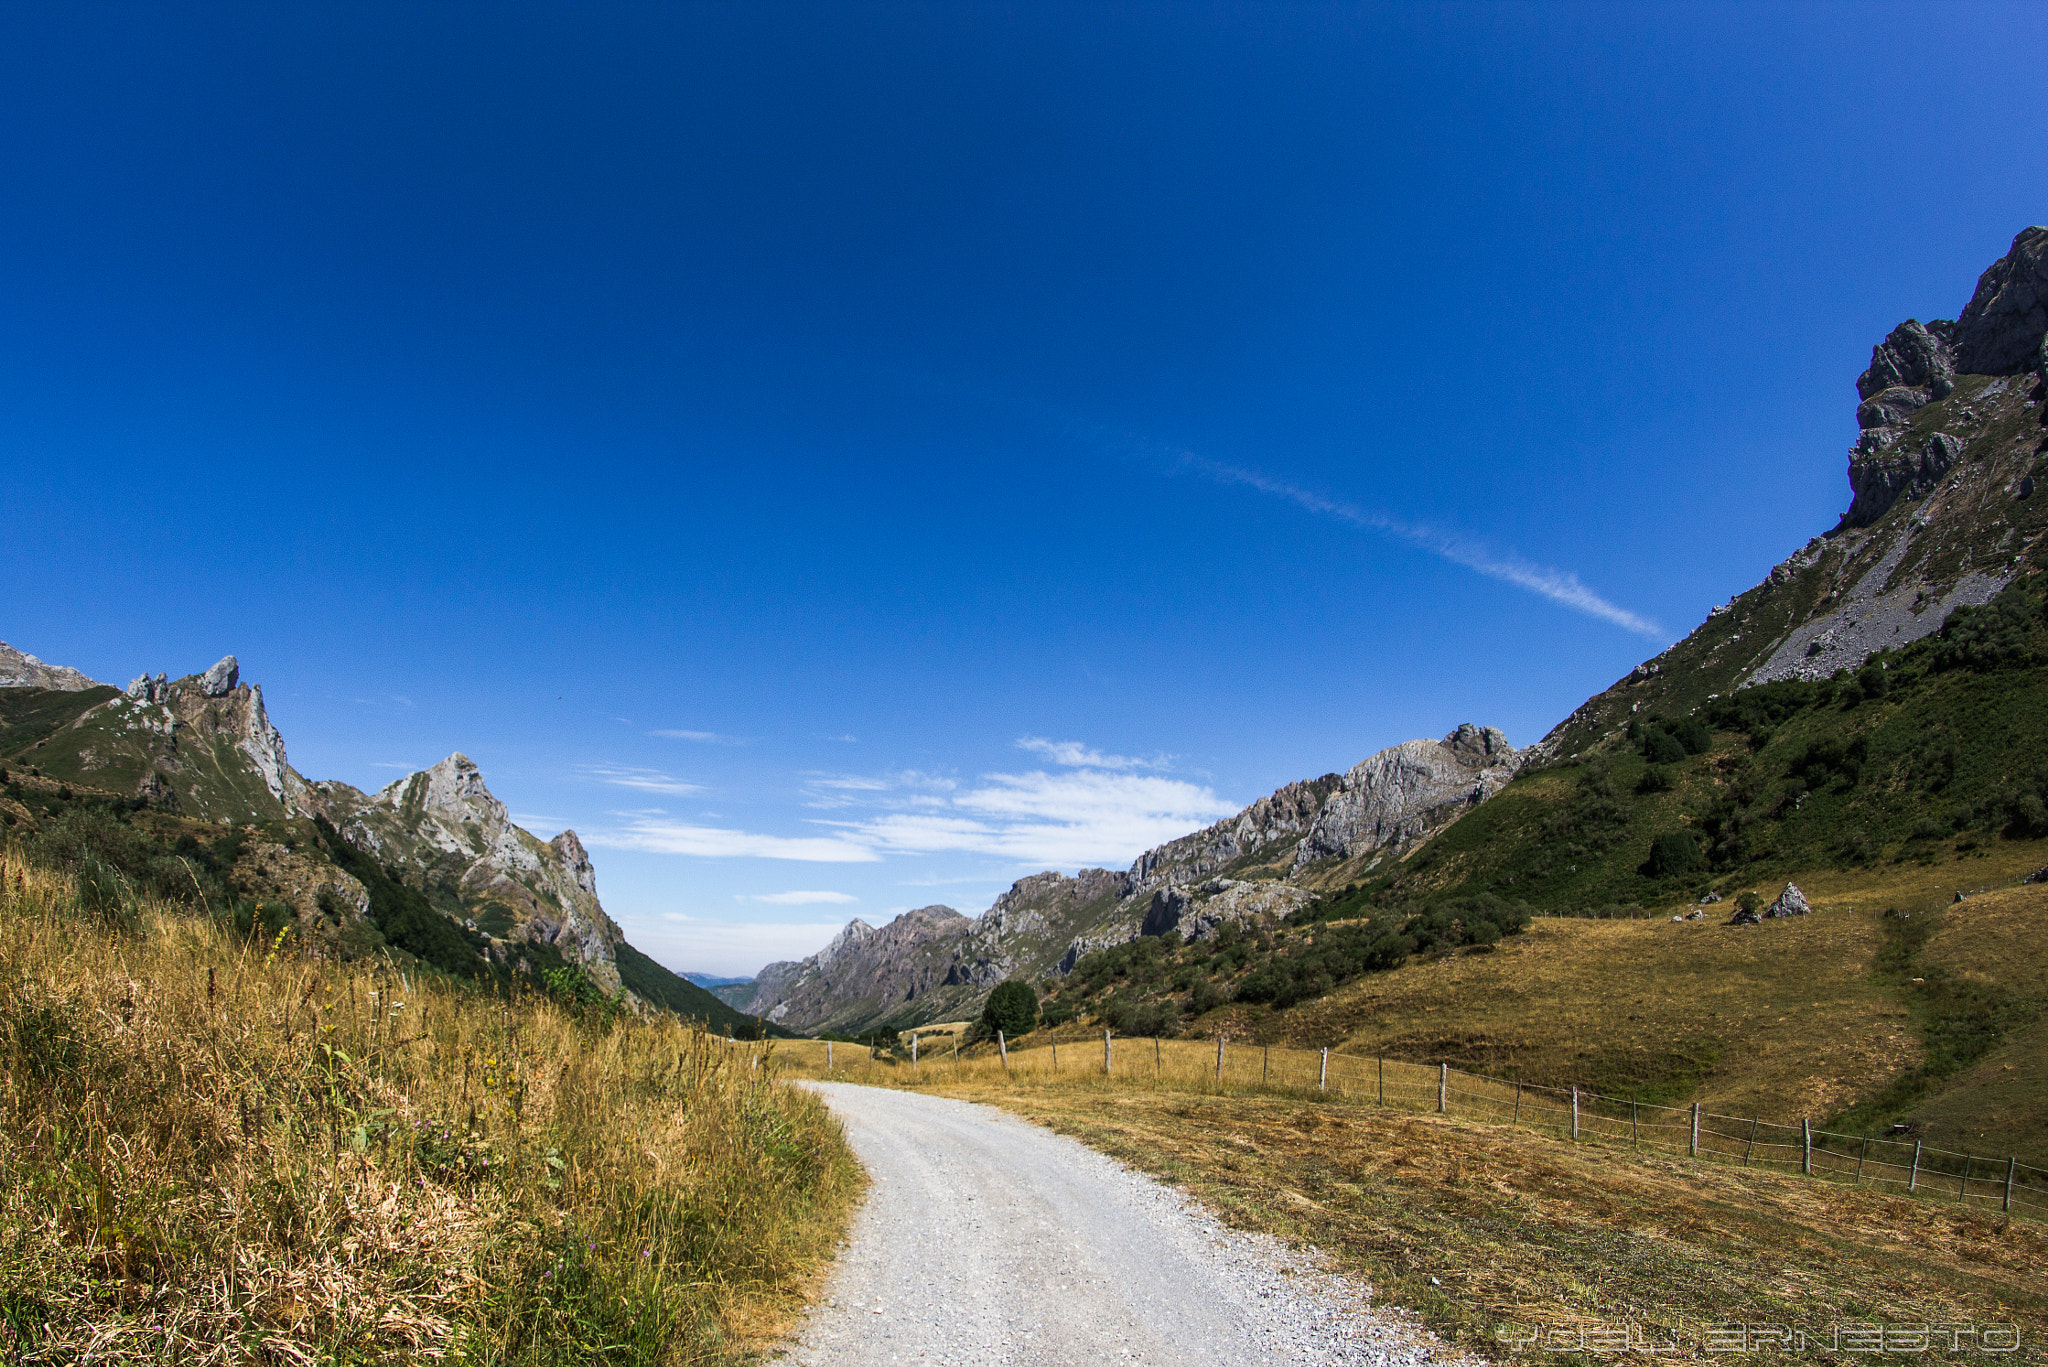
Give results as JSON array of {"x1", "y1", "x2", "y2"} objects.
[
  {"x1": 1319, "y1": 1047, "x2": 1328, "y2": 1092},
  {"x1": 912, "y1": 1033, "x2": 919, "y2": 1072},
  {"x1": 998, "y1": 1030, "x2": 1009, "y2": 1071},
  {"x1": 1961, "y1": 1154, "x2": 1972, "y2": 1202},
  {"x1": 2006, "y1": 1157, "x2": 2017, "y2": 1213},
  {"x1": 1104, "y1": 1028, "x2": 1112, "y2": 1076},
  {"x1": 1263, "y1": 1045, "x2": 1269, "y2": 1084},
  {"x1": 1802, "y1": 1118, "x2": 1812, "y2": 1175},
  {"x1": 1571, "y1": 1087, "x2": 1580, "y2": 1142},
  {"x1": 1215, "y1": 1033, "x2": 1225, "y2": 1081},
  {"x1": 1690, "y1": 1103, "x2": 1700, "y2": 1157},
  {"x1": 1631, "y1": 1097, "x2": 1639, "y2": 1146},
  {"x1": 1856, "y1": 1135, "x2": 1868, "y2": 1181},
  {"x1": 1052, "y1": 1038, "x2": 1058, "y2": 1072},
  {"x1": 1908, "y1": 1139, "x2": 1921, "y2": 1192},
  {"x1": 826, "y1": 1040, "x2": 833, "y2": 1070},
  {"x1": 1378, "y1": 1054, "x2": 1384, "y2": 1104},
  {"x1": 1743, "y1": 1118, "x2": 1758, "y2": 1166},
  {"x1": 1514, "y1": 1081, "x2": 1523, "y2": 1124},
  {"x1": 1438, "y1": 1064, "x2": 1447, "y2": 1114},
  {"x1": 1155, "y1": 1036, "x2": 1161, "y2": 1077}
]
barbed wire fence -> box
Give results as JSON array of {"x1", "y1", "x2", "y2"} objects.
[{"x1": 760, "y1": 1030, "x2": 2046, "y2": 1219}]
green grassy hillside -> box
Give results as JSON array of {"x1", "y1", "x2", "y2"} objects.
[{"x1": 1378, "y1": 575, "x2": 2048, "y2": 911}]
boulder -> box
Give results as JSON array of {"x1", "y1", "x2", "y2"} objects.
[
  {"x1": 1763, "y1": 883, "x2": 1811, "y2": 918},
  {"x1": 199, "y1": 655, "x2": 240, "y2": 697},
  {"x1": 1727, "y1": 903, "x2": 1762, "y2": 926},
  {"x1": 1953, "y1": 226, "x2": 2048, "y2": 376}
]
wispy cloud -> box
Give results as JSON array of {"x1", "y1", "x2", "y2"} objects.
[
  {"x1": 651, "y1": 728, "x2": 745, "y2": 744},
  {"x1": 1015, "y1": 737, "x2": 1164, "y2": 770},
  {"x1": 817, "y1": 759, "x2": 1237, "y2": 869},
  {"x1": 1180, "y1": 456, "x2": 1663, "y2": 639},
  {"x1": 587, "y1": 818, "x2": 881, "y2": 862},
  {"x1": 370, "y1": 761, "x2": 424, "y2": 771},
  {"x1": 801, "y1": 770, "x2": 954, "y2": 810},
  {"x1": 819, "y1": 733, "x2": 859, "y2": 743},
  {"x1": 584, "y1": 764, "x2": 704, "y2": 796},
  {"x1": 743, "y1": 890, "x2": 858, "y2": 905}
]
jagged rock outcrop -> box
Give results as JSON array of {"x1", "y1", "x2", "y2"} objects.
[
  {"x1": 1129, "y1": 776, "x2": 1341, "y2": 893},
  {"x1": 0, "y1": 641, "x2": 102, "y2": 691},
  {"x1": 311, "y1": 753, "x2": 626, "y2": 991},
  {"x1": 1953, "y1": 225, "x2": 2048, "y2": 376},
  {"x1": 198, "y1": 655, "x2": 240, "y2": 697},
  {"x1": 1292, "y1": 724, "x2": 1522, "y2": 869},
  {"x1": 125, "y1": 672, "x2": 170, "y2": 703}
]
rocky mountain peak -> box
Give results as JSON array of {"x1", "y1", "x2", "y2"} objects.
[
  {"x1": 1857, "y1": 319, "x2": 1957, "y2": 404},
  {"x1": 549, "y1": 829, "x2": 599, "y2": 898},
  {"x1": 198, "y1": 655, "x2": 240, "y2": 697},
  {"x1": 0, "y1": 641, "x2": 103, "y2": 691},
  {"x1": 387, "y1": 752, "x2": 510, "y2": 833},
  {"x1": 1953, "y1": 225, "x2": 2048, "y2": 375}
]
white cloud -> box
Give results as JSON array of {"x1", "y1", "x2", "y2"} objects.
[
  {"x1": 743, "y1": 890, "x2": 859, "y2": 905},
  {"x1": 587, "y1": 817, "x2": 881, "y2": 862},
  {"x1": 1015, "y1": 737, "x2": 1162, "y2": 769},
  {"x1": 585, "y1": 764, "x2": 704, "y2": 796},
  {"x1": 834, "y1": 767, "x2": 1237, "y2": 867},
  {"x1": 592, "y1": 743, "x2": 1235, "y2": 871},
  {"x1": 820, "y1": 733, "x2": 859, "y2": 743}
]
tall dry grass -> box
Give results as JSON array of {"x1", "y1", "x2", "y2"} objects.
[{"x1": 0, "y1": 850, "x2": 857, "y2": 1365}]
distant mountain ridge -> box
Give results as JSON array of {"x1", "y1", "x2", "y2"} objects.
[{"x1": 737, "y1": 725, "x2": 1524, "y2": 1034}]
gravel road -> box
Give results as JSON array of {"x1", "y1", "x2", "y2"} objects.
[{"x1": 782, "y1": 1083, "x2": 1458, "y2": 1367}]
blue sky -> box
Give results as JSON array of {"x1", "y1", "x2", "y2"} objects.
[{"x1": 5, "y1": 3, "x2": 2043, "y2": 975}]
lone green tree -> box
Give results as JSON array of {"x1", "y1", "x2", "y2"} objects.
[{"x1": 979, "y1": 979, "x2": 1039, "y2": 1037}]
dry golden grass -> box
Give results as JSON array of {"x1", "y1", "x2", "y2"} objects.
[
  {"x1": 0, "y1": 851, "x2": 858, "y2": 1365},
  {"x1": 1210, "y1": 867, "x2": 2046, "y2": 1123}
]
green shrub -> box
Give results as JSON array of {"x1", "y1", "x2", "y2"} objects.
[
  {"x1": 1643, "y1": 831, "x2": 1702, "y2": 878},
  {"x1": 979, "y1": 979, "x2": 1038, "y2": 1037},
  {"x1": 1643, "y1": 730, "x2": 1688, "y2": 764},
  {"x1": 1931, "y1": 587, "x2": 2039, "y2": 672},
  {"x1": 1635, "y1": 766, "x2": 1674, "y2": 794}
]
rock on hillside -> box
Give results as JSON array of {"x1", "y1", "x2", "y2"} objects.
[
  {"x1": 743, "y1": 728, "x2": 1520, "y2": 1035},
  {"x1": 0, "y1": 641, "x2": 103, "y2": 691},
  {"x1": 1540, "y1": 227, "x2": 2048, "y2": 759},
  {"x1": 311, "y1": 754, "x2": 627, "y2": 992}
]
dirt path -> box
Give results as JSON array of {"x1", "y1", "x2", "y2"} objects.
[{"x1": 785, "y1": 1083, "x2": 1455, "y2": 1366}]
